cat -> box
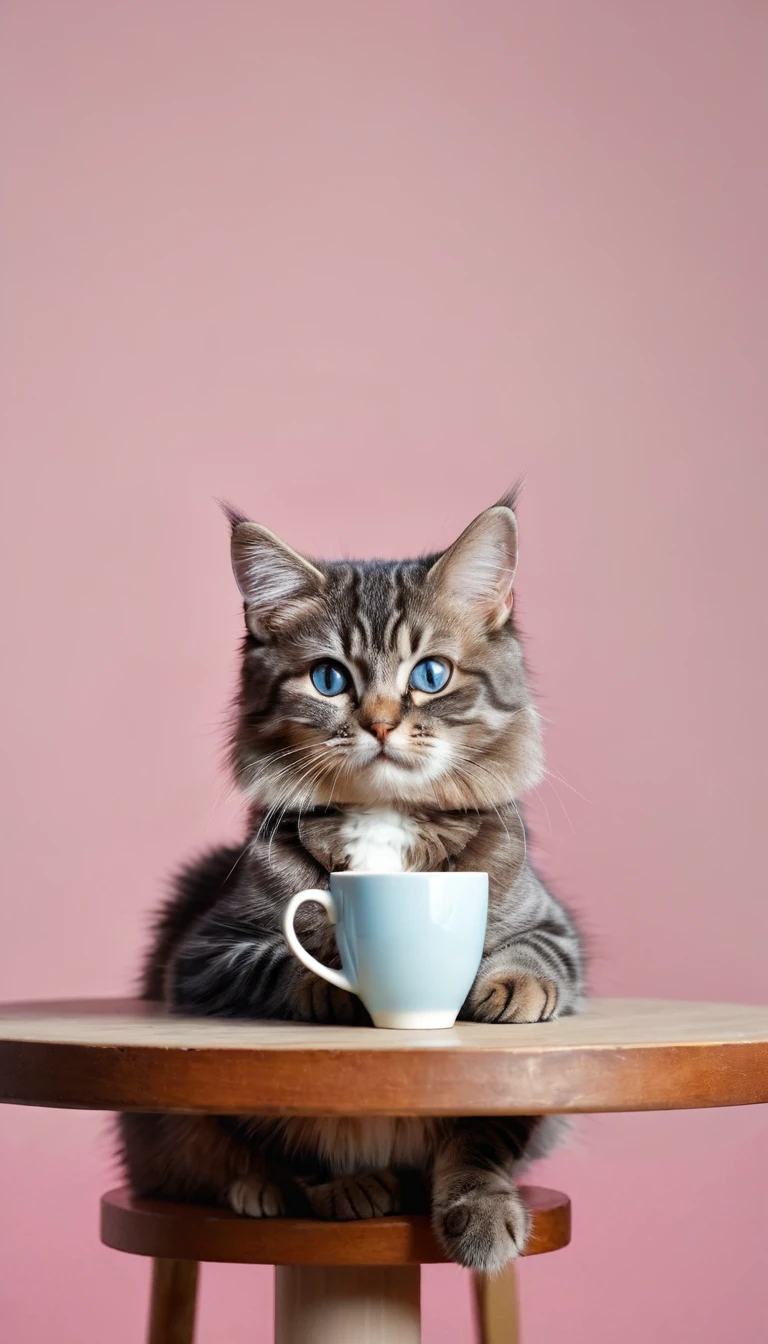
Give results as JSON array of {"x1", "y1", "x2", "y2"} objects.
[{"x1": 119, "y1": 492, "x2": 585, "y2": 1273}]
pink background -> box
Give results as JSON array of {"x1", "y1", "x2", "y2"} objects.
[{"x1": 2, "y1": 2, "x2": 767, "y2": 1339}]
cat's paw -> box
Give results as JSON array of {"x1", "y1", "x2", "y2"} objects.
[
  {"x1": 229, "y1": 1176, "x2": 286, "y2": 1218},
  {"x1": 295, "y1": 972, "x2": 368, "y2": 1025},
  {"x1": 433, "y1": 1182, "x2": 530, "y2": 1273},
  {"x1": 303, "y1": 1170, "x2": 401, "y2": 1220},
  {"x1": 471, "y1": 971, "x2": 559, "y2": 1023}
]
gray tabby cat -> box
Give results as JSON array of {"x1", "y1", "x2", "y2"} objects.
[{"x1": 119, "y1": 493, "x2": 584, "y2": 1273}]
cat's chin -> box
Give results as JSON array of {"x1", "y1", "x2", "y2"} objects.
[
  {"x1": 301, "y1": 756, "x2": 448, "y2": 809},
  {"x1": 364, "y1": 754, "x2": 440, "y2": 794}
]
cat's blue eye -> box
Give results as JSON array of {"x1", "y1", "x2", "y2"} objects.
[
  {"x1": 311, "y1": 660, "x2": 350, "y2": 697},
  {"x1": 409, "y1": 658, "x2": 451, "y2": 694}
]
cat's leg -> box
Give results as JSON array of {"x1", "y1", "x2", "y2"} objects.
[
  {"x1": 119, "y1": 1113, "x2": 254, "y2": 1203},
  {"x1": 299, "y1": 1168, "x2": 404, "y2": 1220},
  {"x1": 293, "y1": 968, "x2": 371, "y2": 1025},
  {"x1": 223, "y1": 1118, "x2": 307, "y2": 1218},
  {"x1": 462, "y1": 933, "x2": 581, "y2": 1024},
  {"x1": 432, "y1": 1118, "x2": 544, "y2": 1272},
  {"x1": 167, "y1": 894, "x2": 370, "y2": 1025},
  {"x1": 119, "y1": 1113, "x2": 296, "y2": 1217},
  {"x1": 228, "y1": 1173, "x2": 287, "y2": 1217},
  {"x1": 464, "y1": 960, "x2": 560, "y2": 1022},
  {"x1": 455, "y1": 845, "x2": 585, "y2": 1025}
]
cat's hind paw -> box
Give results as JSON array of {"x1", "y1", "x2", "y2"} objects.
[
  {"x1": 229, "y1": 1176, "x2": 286, "y2": 1218},
  {"x1": 303, "y1": 1170, "x2": 401, "y2": 1220},
  {"x1": 433, "y1": 1181, "x2": 530, "y2": 1273}
]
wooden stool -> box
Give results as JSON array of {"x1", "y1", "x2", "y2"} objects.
[{"x1": 101, "y1": 1184, "x2": 571, "y2": 1343}]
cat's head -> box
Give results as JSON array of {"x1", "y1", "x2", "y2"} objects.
[{"x1": 227, "y1": 496, "x2": 543, "y2": 814}]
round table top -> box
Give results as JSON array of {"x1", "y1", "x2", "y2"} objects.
[{"x1": 1, "y1": 997, "x2": 767, "y2": 1117}]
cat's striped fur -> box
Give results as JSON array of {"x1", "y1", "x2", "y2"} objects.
[{"x1": 119, "y1": 495, "x2": 584, "y2": 1273}]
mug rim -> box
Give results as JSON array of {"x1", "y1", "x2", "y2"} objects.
[{"x1": 329, "y1": 870, "x2": 488, "y2": 880}]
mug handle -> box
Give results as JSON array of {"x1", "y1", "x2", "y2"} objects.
[{"x1": 282, "y1": 889, "x2": 358, "y2": 996}]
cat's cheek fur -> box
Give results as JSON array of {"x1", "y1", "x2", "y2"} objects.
[{"x1": 511, "y1": 705, "x2": 545, "y2": 792}]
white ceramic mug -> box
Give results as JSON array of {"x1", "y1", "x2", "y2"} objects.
[{"x1": 282, "y1": 870, "x2": 488, "y2": 1029}]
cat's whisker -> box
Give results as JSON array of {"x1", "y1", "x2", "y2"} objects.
[
  {"x1": 509, "y1": 798, "x2": 528, "y2": 866},
  {"x1": 544, "y1": 766, "x2": 590, "y2": 804},
  {"x1": 257, "y1": 763, "x2": 319, "y2": 843},
  {"x1": 452, "y1": 746, "x2": 514, "y2": 804},
  {"x1": 244, "y1": 740, "x2": 332, "y2": 789},
  {"x1": 530, "y1": 782, "x2": 554, "y2": 835},
  {"x1": 250, "y1": 743, "x2": 336, "y2": 805},
  {"x1": 540, "y1": 775, "x2": 576, "y2": 834},
  {"x1": 326, "y1": 755, "x2": 349, "y2": 810},
  {"x1": 258, "y1": 765, "x2": 323, "y2": 846},
  {"x1": 220, "y1": 841, "x2": 251, "y2": 888},
  {"x1": 261, "y1": 749, "x2": 339, "y2": 859},
  {"x1": 268, "y1": 755, "x2": 338, "y2": 866},
  {"x1": 449, "y1": 751, "x2": 520, "y2": 850},
  {"x1": 200, "y1": 773, "x2": 239, "y2": 829}
]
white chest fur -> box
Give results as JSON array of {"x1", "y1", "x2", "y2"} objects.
[{"x1": 338, "y1": 807, "x2": 419, "y2": 873}]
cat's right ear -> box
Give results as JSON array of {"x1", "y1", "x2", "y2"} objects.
[
  {"x1": 229, "y1": 519, "x2": 326, "y2": 636},
  {"x1": 428, "y1": 504, "x2": 518, "y2": 630}
]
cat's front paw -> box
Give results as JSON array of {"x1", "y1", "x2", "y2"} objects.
[
  {"x1": 294, "y1": 972, "x2": 368, "y2": 1025},
  {"x1": 470, "y1": 970, "x2": 559, "y2": 1023},
  {"x1": 303, "y1": 1170, "x2": 401, "y2": 1220},
  {"x1": 229, "y1": 1176, "x2": 286, "y2": 1218},
  {"x1": 434, "y1": 1180, "x2": 529, "y2": 1272}
]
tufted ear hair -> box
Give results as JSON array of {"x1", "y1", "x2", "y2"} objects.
[
  {"x1": 230, "y1": 518, "x2": 325, "y2": 636},
  {"x1": 428, "y1": 505, "x2": 518, "y2": 630}
]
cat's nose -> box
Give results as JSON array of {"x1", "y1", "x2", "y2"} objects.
[
  {"x1": 369, "y1": 721, "x2": 394, "y2": 745},
  {"x1": 360, "y1": 694, "x2": 401, "y2": 743}
]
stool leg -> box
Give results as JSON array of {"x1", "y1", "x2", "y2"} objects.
[
  {"x1": 147, "y1": 1258, "x2": 199, "y2": 1344},
  {"x1": 472, "y1": 1266, "x2": 519, "y2": 1344},
  {"x1": 274, "y1": 1265, "x2": 421, "y2": 1343}
]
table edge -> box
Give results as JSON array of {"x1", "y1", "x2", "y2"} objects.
[{"x1": 2, "y1": 1034, "x2": 768, "y2": 1115}]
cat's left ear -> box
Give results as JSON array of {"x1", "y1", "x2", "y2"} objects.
[
  {"x1": 230, "y1": 519, "x2": 326, "y2": 636},
  {"x1": 428, "y1": 505, "x2": 518, "y2": 630}
]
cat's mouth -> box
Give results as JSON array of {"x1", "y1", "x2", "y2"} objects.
[
  {"x1": 348, "y1": 731, "x2": 445, "y2": 780},
  {"x1": 368, "y1": 744, "x2": 423, "y2": 772},
  {"x1": 350, "y1": 739, "x2": 412, "y2": 770}
]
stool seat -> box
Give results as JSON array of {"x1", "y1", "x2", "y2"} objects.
[{"x1": 101, "y1": 1184, "x2": 571, "y2": 1265}]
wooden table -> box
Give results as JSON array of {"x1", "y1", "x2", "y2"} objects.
[
  {"x1": 2, "y1": 996, "x2": 768, "y2": 1115},
  {"x1": 2, "y1": 996, "x2": 768, "y2": 1342}
]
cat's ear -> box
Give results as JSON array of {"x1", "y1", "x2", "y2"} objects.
[
  {"x1": 230, "y1": 519, "x2": 325, "y2": 636},
  {"x1": 428, "y1": 505, "x2": 518, "y2": 629}
]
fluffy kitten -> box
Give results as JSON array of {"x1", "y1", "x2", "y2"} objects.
[{"x1": 119, "y1": 493, "x2": 584, "y2": 1273}]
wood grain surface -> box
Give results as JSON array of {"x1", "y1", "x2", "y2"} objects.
[{"x1": 2, "y1": 997, "x2": 768, "y2": 1115}]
